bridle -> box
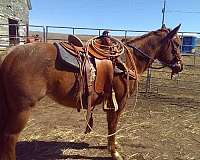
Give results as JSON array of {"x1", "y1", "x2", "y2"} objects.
[
  {"x1": 126, "y1": 32, "x2": 182, "y2": 70},
  {"x1": 158, "y1": 35, "x2": 182, "y2": 69}
]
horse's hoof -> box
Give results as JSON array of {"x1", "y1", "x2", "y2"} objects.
[
  {"x1": 84, "y1": 126, "x2": 91, "y2": 134},
  {"x1": 115, "y1": 141, "x2": 121, "y2": 149},
  {"x1": 112, "y1": 151, "x2": 124, "y2": 160}
]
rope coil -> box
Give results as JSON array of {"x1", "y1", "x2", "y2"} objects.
[{"x1": 88, "y1": 36, "x2": 125, "y2": 59}]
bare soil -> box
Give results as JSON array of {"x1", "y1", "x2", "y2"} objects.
[
  {"x1": 16, "y1": 54, "x2": 200, "y2": 160},
  {"x1": 16, "y1": 89, "x2": 200, "y2": 160}
]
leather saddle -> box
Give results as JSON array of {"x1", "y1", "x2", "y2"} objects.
[
  {"x1": 54, "y1": 35, "x2": 136, "y2": 90},
  {"x1": 54, "y1": 34, "x2": 137, "y2": 134}
]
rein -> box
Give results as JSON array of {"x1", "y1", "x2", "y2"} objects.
[
  {"x1": 127, "y1": 44, "x2": 164, "y2": 69},
  {"x1": 150, "y1": 64, "x2": 167, "y2": 69},
  {"x1": 127, "y1": 44, "x2": 154, "y2": 62},
  {"x1": 126, "y1": 38, "x2": 180, "y2": 70}
]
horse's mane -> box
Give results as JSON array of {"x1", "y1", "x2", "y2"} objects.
[{"x1": 126, "y1": 29, "x2": 169, "y2": 44}]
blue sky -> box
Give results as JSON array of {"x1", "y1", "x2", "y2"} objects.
[{"x1": 29, "y1": 0, "x2": 200, "y2": 32}]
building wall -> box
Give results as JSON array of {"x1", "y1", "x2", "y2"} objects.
[{"x1": 0, "y1": 0, "x2": 30, "y2": 48}]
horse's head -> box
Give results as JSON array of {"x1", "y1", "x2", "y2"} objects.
[{"x1": 157, "y1": 24, "x2": 183, "y2": 77}]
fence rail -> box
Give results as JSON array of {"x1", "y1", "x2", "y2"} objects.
[{"x1": 0, "y1": 24, "x2": 199, "y2": 98}]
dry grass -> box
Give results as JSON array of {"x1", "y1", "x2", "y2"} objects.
[{"x1": 16, "y1": 58, "x2": 200, "y2": 160}]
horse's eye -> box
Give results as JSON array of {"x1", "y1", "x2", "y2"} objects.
[{"x1": 174, "y1": 41, "x2": 180, "y2": 47}]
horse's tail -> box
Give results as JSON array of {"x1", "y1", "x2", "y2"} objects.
[{"x1": 0, "y1": 58, "x2": 7, "y2": 136}]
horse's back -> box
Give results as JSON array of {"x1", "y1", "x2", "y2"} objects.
[{"x1": 2, "y1": 43, "x2": 56, "y2": 72}]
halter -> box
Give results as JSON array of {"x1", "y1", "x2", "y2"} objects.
[{"x1": 159, "y1": 36, "x2": 182, "y2": 69}]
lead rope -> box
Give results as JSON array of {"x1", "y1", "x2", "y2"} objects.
[{"x1": 124, "y1": 45, "x2": 139, "y2": 113}]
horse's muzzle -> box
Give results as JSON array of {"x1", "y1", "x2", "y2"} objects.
[{"x1": 171, "y1": 61, "x2": 183, "y2": 78}]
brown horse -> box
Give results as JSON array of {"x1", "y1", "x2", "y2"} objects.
[{"x1": 0, "y1": 25, "x2": 183, "y2": 160}]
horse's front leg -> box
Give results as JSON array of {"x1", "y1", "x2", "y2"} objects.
[
  {"x1": 107, "y1": 110, "x2": 123, "y2": 160},
  {"x1": 106, "y1": 75, "x2": 130, "y2": 159}
]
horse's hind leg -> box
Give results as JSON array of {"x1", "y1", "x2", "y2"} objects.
[{"x1": 0, "y1": 109, "x2": 30, "y2": 160}]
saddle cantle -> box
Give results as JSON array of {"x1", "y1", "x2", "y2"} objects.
[{"x1": 68, "y1": 34, "x2": 84, "y2": 47}]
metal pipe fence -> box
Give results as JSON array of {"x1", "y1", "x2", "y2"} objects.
[
  {"x1": 0, "y1": 24, "x2": 45, "y2": 49},
  {"x1": 0, "y1": 24, "x2": 200, "y2": 98}
]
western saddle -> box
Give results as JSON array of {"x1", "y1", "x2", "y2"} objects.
[{"x1": 54, "y1": 32, "x2": 136, "y2": 132}]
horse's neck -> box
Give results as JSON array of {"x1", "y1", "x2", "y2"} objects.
[{"x1": 127, "y1": 36, "x2": 160, "y2": 75}]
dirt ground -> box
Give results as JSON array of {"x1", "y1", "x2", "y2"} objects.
[{"x1": 16, "y1": 87, "x2": 200, "y2": 160}]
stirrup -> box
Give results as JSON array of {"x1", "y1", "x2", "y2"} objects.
[{"x1": 103, "y1": 89, "x2": 119, "y2": 111}]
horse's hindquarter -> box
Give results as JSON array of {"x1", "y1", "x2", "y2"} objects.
[
  {"x1": 0, "y1": 43, "x2": 55, "y2": 108},
  {"x1": 1, "y1": 43, "x2": 77, "y2": 109}
]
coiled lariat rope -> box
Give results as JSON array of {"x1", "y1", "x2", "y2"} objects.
[
  {"x1": 78, "y1": 39, "x2": 139, "y2": 138},
  {"x1": 88, "y1": 36, "x2": 125, "y2": 58}
]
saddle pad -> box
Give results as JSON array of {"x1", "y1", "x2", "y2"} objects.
[{"x1": 54, "y1": 42, "x2": 80, "y2": 72}]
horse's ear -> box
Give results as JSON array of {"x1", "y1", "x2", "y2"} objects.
[{"x1": 165, "y1": 24, "x2": 181, "y2": 39}]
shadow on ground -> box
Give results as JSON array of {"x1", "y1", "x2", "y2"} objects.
[{"x1": 16, "y1": 141, "x2": 111, "y2": 160}]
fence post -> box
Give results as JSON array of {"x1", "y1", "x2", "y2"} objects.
[
  {"x1": 42, "y1": 26, "x2": 45, "y2": 42},
  {"x1": 125, "y1": 30, "x2": 127, "y2": 42},
  {"x1": 180, "y1": 33, "x2": 184, "y2": 53},
  {"x1": 145, "y1": 67, "x2": 151, "y2": 93},
  {"x1": 45, "y1": 26, "x2": 48, "y2": 42},
  {"x1": 194, "y1": 51, "x2": 196, "y2": 66}
]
